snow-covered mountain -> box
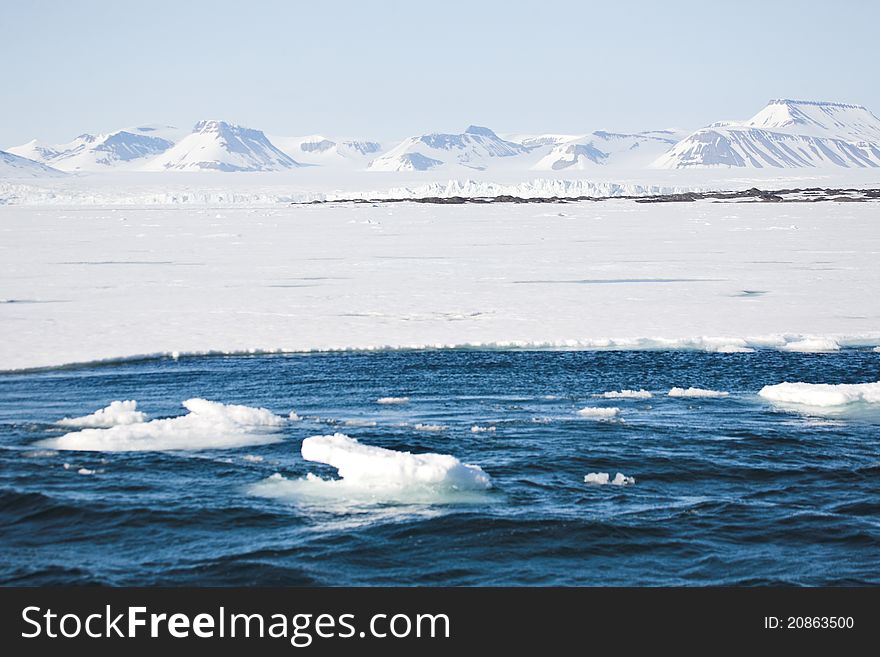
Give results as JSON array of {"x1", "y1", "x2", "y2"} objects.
[
  {"x1": 8, "y1": 125, "x2": 180, "y2": 171},
  {"x1": 143, "y1": 120, "x2": 302, "y2": 172},
  {"x1": 269, "y1": 134, "x2": 383, "y2": 168},
  {"x1": 655, "y1": 100, "x2": 880, "y2": 168},
  {"x1": 0, "y1": 150, "x2": 65, "y2": 178},
  {"x1": 369, "y1": 126, "x2": 527, "y2": 171},
  {"x1": 527, "y1": 130, "x2": 684, "y2": 170},
  {"x1": 7, "y1": 99, "x2": 877, "y2": 175}
]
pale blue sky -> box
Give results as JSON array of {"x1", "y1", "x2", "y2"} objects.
[{"x1": 2, "y1": 0, "x2": 877, "y2": 146}]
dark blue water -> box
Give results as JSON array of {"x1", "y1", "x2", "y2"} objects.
[{"x1": 1, "y1": 350, "x2": 879, "y2": 586}]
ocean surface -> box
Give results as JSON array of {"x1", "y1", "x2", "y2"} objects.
[{"x1": 1, "y1": 350, "x2": 878, "y2": 586}]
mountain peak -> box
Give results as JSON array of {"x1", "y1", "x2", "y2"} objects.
[
  {"x1": 765, "y1": 99, "x2": 867, "y2": 111},
  {"x1": 193, "y1": 119, "x2": 233, "y2": 133},
  {"x1": 465, "y1": 125, "x2": 498, "y2": 137},
  {"x1": 146, "y1": 120, "x2": 300, "y2": 172},
  {"x1": 746, "y1": 98, "x2": 880, "y2": 137},
  {"x1": 656, "y1": 98, "x2": 880, "y2": 169}
]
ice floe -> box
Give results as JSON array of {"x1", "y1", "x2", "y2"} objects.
[
  {"x1": 576, "y1": 407, "x2": 621, "y2": 419},
  {"x1": 342, "y1": 419, "x2": 378, "y2": 427},
  {"x1": 299, "y1": 433, "x2": 491, "y2": 491},
  {"x1": 759, "y1": 381, "x2": 880, "y2": 407},
  {"x1": 668, "y1": 387, "x2": 729, "y2": 398},
  {"x1": 40, "y1": 399, "x2": 286, "y2": 451},
  {"x1": 595, "y1": 389, "x2": 652, "y2": 399},
  {"x1": 57, "y1": 400, "x2": 147, "y2": 428},
  {"x1": 471, "y1": 425, "x2": 496, "y2": 433},
  {"x1": 584, "y1": 472, "x2": 635, "y2": 486}
]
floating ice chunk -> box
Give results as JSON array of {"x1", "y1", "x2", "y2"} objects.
[
  {"x1": 40, "y1": 399, "x2": 286, "y2": 452},
  {"x1": 57, "y1": 400, "x2": 147, "y2": 428},
  {"x1": 376, "y1": 396, "x2": 409, "y2": 405},
  {"x1": 577, "y1": 407, "x2": 620, "y2": 419},
  {"x1": 242, "y1": 454, "x2": 264, "y2": 463},
  {"x1": 414, "y1": 423, "x2": 448, "y2": 432},
  {"x1": 342, "y1": 419, "x2": 378, "y2": 427},
  {"x1": 759, "y1": 381, "x2": 880, "y2": 407},
  {"x1": 249, "y1": 471, "x2": 487, "y2": 511},
  {"x1": 288, "y1": 411, "x2": 302, "y2": 421},
  {"x1": 471, "y1": 425, "x2": 496, "y2": 433},
  {"x1": 77, "y1": 468, "x2": 96, "y2": 475},
  {"x1": 668, "y1": 387, "x2": 729, "y2": 398},
  {"x1": 781, "y1": 338, "x2": 840, "y2": 353},
  {"x1": 585, "y1": 472, "x2": 635, "y2": 486},
  {"x1": 300, "y1": 433, "x2": 491, "y2": 491},
  {"x1": 873, "y1": 346, "x2": 880, "y2": 353},
  {"x1": 595, "y1": 389, "x2": 652, "y2": 399}
]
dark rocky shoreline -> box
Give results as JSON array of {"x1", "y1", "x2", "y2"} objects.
[{"x1": 298, "y1": 187, "x2": 880, "y2": 205}]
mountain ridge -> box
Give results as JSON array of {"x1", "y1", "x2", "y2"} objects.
[{"x1": 4, "y1": 98, "x2": 879, "y2": 176}]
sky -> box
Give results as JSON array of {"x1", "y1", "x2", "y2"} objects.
[{"x1": 2, "y1": 0, "x2": 878, "y2": 146}]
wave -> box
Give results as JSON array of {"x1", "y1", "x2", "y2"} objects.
[
  {"x1": 57, "y1": 400, "x2": 147, "y2": 428},
  {"x1": 39, "y1": 398, "x2": 287, "y2": 452},
  {"x1": 668, "y1": 387, "x2": 729, "y2": 398},
  {"x1": 376, "y1": 397, "x2": 409, "y2": 405}
]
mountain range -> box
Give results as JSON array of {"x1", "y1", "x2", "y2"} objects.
[{"x1": 4, "y1": 99, "x2": 880, "y2": 177}]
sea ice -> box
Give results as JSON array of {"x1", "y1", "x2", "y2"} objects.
[
  {"x1": 668, "y1": 387, "x2": 729, "y2": 398},
  {"x1": 780, "y1": 338, "x2": 841, "y2": 353},
  {"x1": 342, "y1": 419, "x2": 378, "y2": 427},
  {"x1": 414, "y1": 423, "x2": 448, "y2": 432},
  {"x1": 40, "y1": 398, "x2": 286, "y2": 451},
  {"x1": 595, "y1": 389, "x2": 652, "y2": 399},
  {"x1": 1, "y1": 201, "x2": 879, "y2": 371},
  {"x1": 576, "y1": 407, "x2": 620, "y2": 419},
  {"x1": 759, "y1": 381, "x2": 880, "y2": 407},
  {"x1": 57, "y1": 400, "x2": 147, "y2": 428},
  {"x1": 470, "y1": 425, "x2": 496, "y2": 433},
  {"x1": 584, "y1": 472, "x2": 635, "y2": 486},
  {"x1": 300, "y1": 433, "x2": 491, "y2": 491}
]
